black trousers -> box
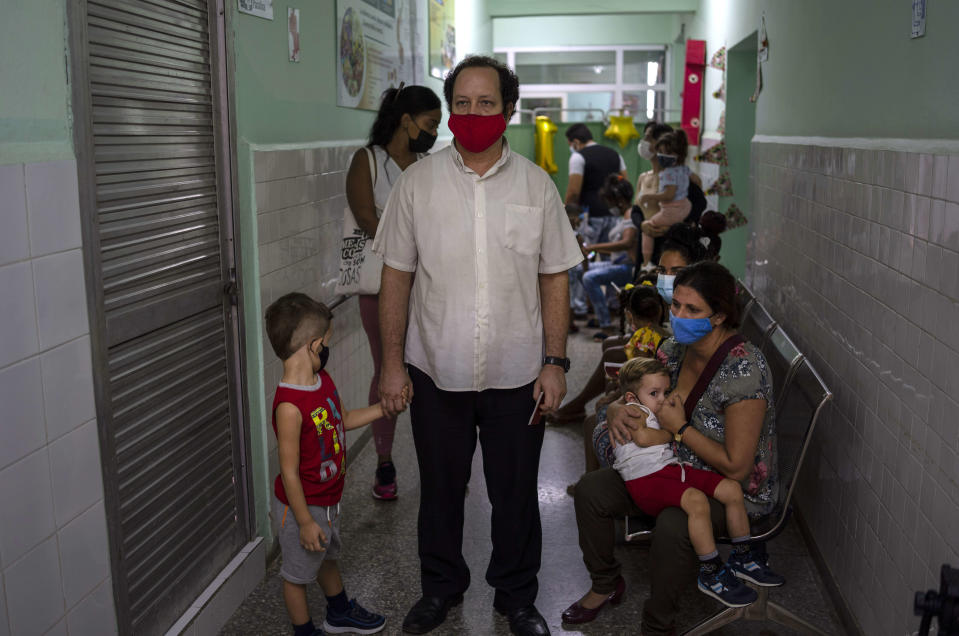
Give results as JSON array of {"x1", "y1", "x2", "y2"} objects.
[{"x1": 408, "y1": 365, "x2": 545, "y2": 610}]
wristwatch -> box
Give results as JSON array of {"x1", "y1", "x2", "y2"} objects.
[
  {"x1": 674, "y1": 422, "x2": 691, "y2": 443},
  {"x1": 543, "y1": 356, "x2": 571, "y2": 373}
]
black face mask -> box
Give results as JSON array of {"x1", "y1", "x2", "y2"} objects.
[
  {"x1": 408, "y1": 123, "x2": 437, "y2": 153},
  {"x1": 314, "y1": 341, "x2": 330, "y2": 372}
]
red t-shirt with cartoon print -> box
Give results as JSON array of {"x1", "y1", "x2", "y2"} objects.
[{"x1": 272, "y1": 371, "x2": 346, "y2": 507}]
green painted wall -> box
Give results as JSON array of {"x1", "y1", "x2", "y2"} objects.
[
  {"x1": 716, "y1": 39, "x2": 757, "y2": 280},
  {"x1": 233, "y1": 2, "x2": 443, "y2": 146},
  {"x1": 687, "y1": 0, "x2": 959, "y2": 139},
  {"x1": 0, "y1": 0, "x2": 73, "y2": 164},
  {"x1": 493, "y1": 13, "x2": 681, "y2": 48},
  {"x1": 488, "y1": 0, "x2": 698, "y2": 18}
]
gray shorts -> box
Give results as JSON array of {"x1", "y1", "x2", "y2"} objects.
[{"x1": 271, "y1": 496, "x2": 342, "y2": 584}]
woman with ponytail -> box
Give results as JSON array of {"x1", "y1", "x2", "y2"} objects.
[{"x1": 345, "y1": 84, "x2": 441, "y2": 501}]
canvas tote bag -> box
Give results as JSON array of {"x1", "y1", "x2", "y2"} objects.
[{"x1": 335, "y1": 146, "x2": 383, "y2": 296}]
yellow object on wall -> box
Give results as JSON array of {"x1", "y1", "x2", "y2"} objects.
[
  {"x1": 534, "y1": 115, "x2": 558, "y2": 174},
  {"x1": 604, "y1": 115, "x2": 641, "y2": 148}
]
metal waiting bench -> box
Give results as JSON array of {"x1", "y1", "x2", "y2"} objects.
[{"x1": 623, "y1": 298, "x2": 834, "y2": 635}]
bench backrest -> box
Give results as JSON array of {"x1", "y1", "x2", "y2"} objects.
[
  {"x1": 748, "y1": 322, "x2": 832, "y2": 540},
  {"x1": 741, "y1": 299, "x2": 778, "y2": 356}
]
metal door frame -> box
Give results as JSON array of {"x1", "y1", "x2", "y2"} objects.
[{"x1": 66, "y1": 1, "x2": 252, "y2": 632}]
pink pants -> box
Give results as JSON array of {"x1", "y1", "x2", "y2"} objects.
[
  {"x1": 641, "y1": 198, "x2": 692, "y2": 263},
  {"x1": 358, "y1": 294, "x2": 397, "y2": 457}
]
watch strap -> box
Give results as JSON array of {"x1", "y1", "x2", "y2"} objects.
[{"x1": 543, "y1": 356, "x2": 570, "y2": 372}]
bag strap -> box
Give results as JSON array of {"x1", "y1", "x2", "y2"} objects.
[
  {"x1": 364, "y1": 146, "x2": 377, "y2": 188},
  {"x1": 684, "y1": 333, "x2": 745, "y2": 422}
]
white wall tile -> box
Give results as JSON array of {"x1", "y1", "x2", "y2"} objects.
[
  {"x1": 0, "y1": 164, "x2": 29, "y2": 267},
  {"x1": 750, "y1": 142, "x2": 958, "y2": 636},
  {"x1": 44, "y1": 619, "x2": 67, "y2": 636},
  {"x1": 32, "y1": 249, "x2": 89, "y2": 350},
  {"x1": 48, "y1": 419, "x2": 103, "y2": 528},
  {"x1": 948, "y1": 154, "x2": 959, "y2": 204},
  {"x1": 931, "y1": 155, "x2": 950, "y2": 200},
  {"x1": 0, "y1": 358, "x2": 45, "y2": 471},
  {"x1": 0, "y1": 449, "x2": 56, "y2": 566},
  {"x1": 25, "y1": 160, "x2": 81, "y2": 258},
  {"x1": 57, "y1": 501, "x2": 109, "y2": 608},
  {"x1": 66, "y1": 578, "x2": 117, "y2": 636},
  {"x1": 0, "y1": 580, "x2": 9, "y2": 636},
  {"x1": 40, "y1": 336, "x2": 95, "y2": 442},
  {"x1": 3, "y1": 537, "x2": 64, "y2": 635},
  {"x1": 0, "y1": 262, "x2": 39, "y2": 368}
]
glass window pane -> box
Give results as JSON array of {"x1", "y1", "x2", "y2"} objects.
[
  {"x1": 623, "y1": 90, "x2": 667, "y2": 123},
  {"x1": 492, "y1": 52, "x2": 507, "y2": 65},
  {"x1": 567, "y1": 92, "x2": 613, "y2": 119},
  {"x1": 623, "y1": 49, "x2": 667, "y2": 85},
  {"x1": 515, "y1": 51, "x2": 616, "y2": 84},
  {"x1": 517, "y1": 97, "x2": 562, "y2": 125}
]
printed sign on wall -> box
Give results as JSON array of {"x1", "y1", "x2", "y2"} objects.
[
  {"x1": 237, "y1": 0, "x2": 273, "y2": 20},
  {"x1": 428, "y1": 0, "x2": 455, "y2": 79},
  {"x1": 336, "y1": 0, "x2": 423, "y2": 110}
]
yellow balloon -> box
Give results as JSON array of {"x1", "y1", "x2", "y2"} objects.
[
  {"x1": 534, "y1": 115, "x2": 558, "y2": 174},
  {"x1": 604, "y1": 115, "x2": 641, "y2": 148}
]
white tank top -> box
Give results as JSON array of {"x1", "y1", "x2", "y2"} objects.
[
  {"x1": 366, "y1": 145, "x2": 425, "y2": 213},
  {"x1": 612, "y1": 403, "x2": 677, "y2": 481}
]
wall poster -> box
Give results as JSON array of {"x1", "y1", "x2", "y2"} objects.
[
  {"x1": 336, "y1": 0, "x2": 423, "y2": 110},
  {"x1": 428, "y1": 0, "x2": 455, "y2": 79},
  {"x1": 288, "y1": 8, "x2": 300, "y2": 62}
]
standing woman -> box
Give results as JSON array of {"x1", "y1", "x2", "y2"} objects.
[{"x1": 345, "y1": 84, "x2": 442, "y2": 500}]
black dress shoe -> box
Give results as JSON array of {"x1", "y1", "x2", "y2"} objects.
[
  {"x1": 503, "y1": 605, "x2": 550, "y2": 636},
  {"x1": 402, "y1": 594, "x2": 463, "y2": 634}
]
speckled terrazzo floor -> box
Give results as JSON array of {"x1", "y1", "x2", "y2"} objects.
[{"x1": 220, "y1": 325, "x2": 847, "y2": 636}]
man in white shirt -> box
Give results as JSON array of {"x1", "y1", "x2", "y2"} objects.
[{"x1": 374, "y1": 56, "x2": 583, "y2": 636}]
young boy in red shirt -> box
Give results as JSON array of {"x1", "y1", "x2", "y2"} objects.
[{"x1": 265, "y1": 292, "x2": 401, "y2": 635}]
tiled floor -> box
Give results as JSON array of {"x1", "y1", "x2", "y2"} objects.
[{"x1": 221, "y1": 328, "x2": 847, "y2": 635}]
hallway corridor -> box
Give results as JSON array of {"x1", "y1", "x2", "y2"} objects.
[{"x1": 220, "y1": 332, "x2": 846, "y2": 635}]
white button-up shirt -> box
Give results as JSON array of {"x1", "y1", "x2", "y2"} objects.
[{"x1": 372, "y1": 140, "x2": 583, "y2": 391}]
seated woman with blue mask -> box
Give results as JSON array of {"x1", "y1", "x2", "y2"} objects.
[{"x1": 563, "y1": 261, "x2": 781, "y2": 634}]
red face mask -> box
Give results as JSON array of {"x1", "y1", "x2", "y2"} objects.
[{"x1": 448, "y1": 113, "x2": 507, "y2": 153}]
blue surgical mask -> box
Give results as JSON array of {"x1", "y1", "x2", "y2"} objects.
[
  {"x1": 669, "y1": 313, "x2": 714, "y2": 344},
  {"x1": 656, "y1": 153, "x2": 677, "y2": 168},
  {"x1": 656, "y1": 274, "x2": 675, "y2": 304}
]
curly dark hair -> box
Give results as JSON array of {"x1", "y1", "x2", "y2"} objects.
[{"x1": 443, "y1": 55, "x2": 520, "y2": 113}]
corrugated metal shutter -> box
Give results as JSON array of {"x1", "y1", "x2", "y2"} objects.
[{"x1": 78, "y1": 0, "x2": 248, "y2": 632}]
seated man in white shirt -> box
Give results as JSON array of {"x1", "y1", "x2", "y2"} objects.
[{"x1": 374, "y1": 55, "x2": 584, "y2": 636}]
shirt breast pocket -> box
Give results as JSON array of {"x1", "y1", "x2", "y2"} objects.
[{"x1": 503, "y1": 204, "x2": 544, "y2": 256}]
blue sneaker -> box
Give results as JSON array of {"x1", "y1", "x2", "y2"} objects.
[
  {"x1": 697, "y1": 565, "x2": 758, "y2": 608},
  {"x1": 728, "y1": 550, "x2": 786, "y2": 587},
  {"x1": 322, "y1": 599, "x2": 386, "y2": 634}
]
